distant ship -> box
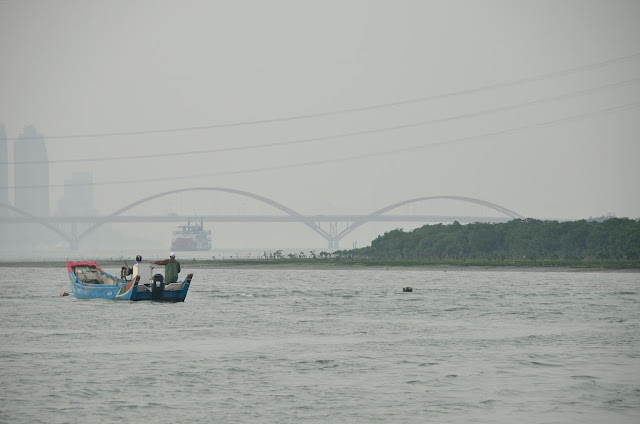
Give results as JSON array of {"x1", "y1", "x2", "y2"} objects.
[{"x1": 170, "y1": 219, "x2": 212, "y2": 251}]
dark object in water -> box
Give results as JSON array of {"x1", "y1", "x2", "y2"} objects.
[{"x1": 403, "y1": 287, "x2": 413, "y2": 292}]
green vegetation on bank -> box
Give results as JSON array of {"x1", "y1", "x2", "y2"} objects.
[
  {"x1": 195, "y1": 257, "x2": 640, "y2": 269},
  {"x1": 2, "y1": 257, "x2": 638, "y2": 270},
  {"x1": 1, "y1": 218, "x2": 638, "y2": 270},
  {"x1": 334, "y1": 217, "x2": 640, "y2": 264}
]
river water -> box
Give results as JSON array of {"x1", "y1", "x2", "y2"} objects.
[{"x1": 0, "y1": 266, "x2": 638, "y2": 423}]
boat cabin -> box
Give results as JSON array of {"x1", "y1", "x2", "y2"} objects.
[{"x1": 68, "y1": 261, "x2": 117, "y2": 285}]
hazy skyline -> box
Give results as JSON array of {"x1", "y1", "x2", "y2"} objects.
[{"x1": 1, "y1": 0, "x2": 639, "y2": 250}]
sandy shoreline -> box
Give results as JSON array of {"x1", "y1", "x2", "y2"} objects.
[
  {"x1": 1, "y1": 260, "x2": 638, "y2": 273},
  {"x1": 188, "y1": 264, "x2": 640, "y2": 273}
]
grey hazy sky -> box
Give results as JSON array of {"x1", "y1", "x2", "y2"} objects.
[{"x1": 1, "y1": 0, "x2": 639, "y2": 249}]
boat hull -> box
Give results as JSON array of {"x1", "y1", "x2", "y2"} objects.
[
  {"x1": 66, "y1": 261, "x2": 192, "y2": 302},
  {"x1": 70, "y1": 277, "x2": 137, "y2": 300},
  {"x1": 130, "y1": 277, "x2": 191, "y2": 302}
]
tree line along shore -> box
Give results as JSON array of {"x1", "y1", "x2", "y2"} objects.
[
  {"x1": 333, "y1": 217, "x2": 640, "y2": 266},
  {"x1": 1, "y1": 218, "x2": 638, "y2": 270}
]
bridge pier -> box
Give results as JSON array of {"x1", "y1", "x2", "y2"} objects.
[
  {"x1": 69, "y1": 223, "x2": 79, "y2": 250},
  {"x1": 328, "y1": 222, "x2": 340, "y2": 250}
]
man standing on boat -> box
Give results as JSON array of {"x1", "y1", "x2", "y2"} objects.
[{"x1": 150, "y1": 252, "x2": 181, "y2": 284}]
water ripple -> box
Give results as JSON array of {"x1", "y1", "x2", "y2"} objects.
[{"x1": 0, "y1": 267, "x2": 638, "y2": 423}]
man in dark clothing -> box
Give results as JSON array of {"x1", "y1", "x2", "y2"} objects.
[{"x1": 150, "y1": 252, "x2": 181, "y2": 284}]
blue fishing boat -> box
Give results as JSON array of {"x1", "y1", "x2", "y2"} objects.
[{"x1": 66, "y1": 260, "x2": 192, "y2": 302}]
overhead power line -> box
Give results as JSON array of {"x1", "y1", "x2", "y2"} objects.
[
  {"x1": 8, "y1": 51, "x2": 640, "y2": 142},
  {"x1": 5, "y1": 76, "x2": 640, "y2": 166},
  {"x1": 6, "y1": 100, "x2": 639, "y2": 190}
]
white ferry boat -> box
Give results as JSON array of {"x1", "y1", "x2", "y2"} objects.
[{"x1": 170, "y1": 219, "x2": 212, "y2": 251}]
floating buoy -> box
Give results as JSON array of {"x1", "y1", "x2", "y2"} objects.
[
  {"x1": 403, "y1": 287, "x2": 413, "y2": 292},
  {"x1": 60, "y1": 291, "x2": 69, "y2": 297}
]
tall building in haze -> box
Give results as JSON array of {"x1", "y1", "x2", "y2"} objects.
[
  {"x1": 0, "y1": 124, "x2": 8, "y2": 216},
  {"x1": 14, "y1": 125, "x2": 49, "y2": 216}
]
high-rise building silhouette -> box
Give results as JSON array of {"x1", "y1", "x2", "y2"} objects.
[
  {"x1": 14, "y1": 125, "x2": 49, "y2": 216},
  {"x1": 0, "y1": 124, "x2": 8, "y2": 216}
]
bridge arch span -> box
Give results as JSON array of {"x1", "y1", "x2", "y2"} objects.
[
  {"x1": 334, "y1": 196, "x2": 524, "y2": 242},
  {"x1": 1, "y1": 192, "x2": 524, "y2": 250},
  {"x1": 369, "y1": 196, "x2": 523, "y2": 219},
  {"x1": 0, "y1": 202, "x2": 72, "y2": 242},
  {"x1": 78, "y1": 187, "x2": 331, "y2": 241}
]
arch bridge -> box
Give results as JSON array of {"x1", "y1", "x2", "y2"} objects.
[{"x1": 0, "y1": 188, "x2": 523, "y2": 249}]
